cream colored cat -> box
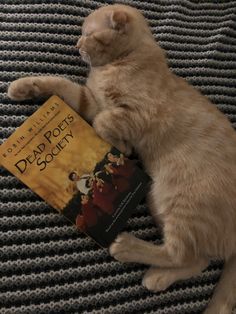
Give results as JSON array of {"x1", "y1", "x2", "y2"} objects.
[{"x1": 7, "y1": 4, "x2": 236, "y2": 314}]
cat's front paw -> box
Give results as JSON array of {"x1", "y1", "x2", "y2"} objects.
[
  {"x1": 8, "y1": 77, "x2": 44, "y2": 100},
  {"x1": 116, "y1": 141, "x2": 132, "y2": 157},
  {"x1": 109, "y1": 232, "x2": 140, "y2": 263},
  {"x1": 93, "y1": 112, "x2": 132, "y2": 156}
]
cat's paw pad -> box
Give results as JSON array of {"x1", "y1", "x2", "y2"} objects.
[
  {"x1": 8, "y1": 77, "x2": 42, "y2": 100},
  {"x1": 142, "y1": 268, "x2": 174, "y2": 292},
  {"x1": 109, "y1": 232, "x2": 137, "y2": 263}
]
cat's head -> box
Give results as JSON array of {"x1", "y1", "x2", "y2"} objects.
[{"x1": 76, "y1": 4, "x2": 152, "y2": 67}]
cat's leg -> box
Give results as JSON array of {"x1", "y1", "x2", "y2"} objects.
[
  {"x1": 203, "y1": 255, "x2": 236, "y2": 314},
  {"x1": 110, "y1": 231, "x2": 190, "y2": 267},
  {"x1": 142, "y1": 258, "x2": 208, "y2": 292},
  {"x1": 110, "y1": 226, "x2": 210, "y2": 273},
  {"x1": 93, "y1": 108, "x2": 136, "y2": 156},
  {"x1": 7, "y1": 76, "x2": 98, "y2": 122}
]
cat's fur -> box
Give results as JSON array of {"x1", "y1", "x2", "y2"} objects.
[{"x1": 7, "y1": 4, "x2": 236, "y2": 314}]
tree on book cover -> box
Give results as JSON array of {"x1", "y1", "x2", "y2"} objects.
[{"x1": 0, "y1": 96, "x2": 150, "y2": 247}]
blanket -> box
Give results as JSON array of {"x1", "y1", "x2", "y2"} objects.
[{"x1": 1, "y1": 1, "x2": 236, "y2": 313}]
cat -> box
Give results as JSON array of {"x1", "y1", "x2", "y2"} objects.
[{"x1": 7, "y1": 4, "x2": 236, "y2": 314}]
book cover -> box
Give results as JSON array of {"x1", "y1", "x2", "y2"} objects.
[{"x1": 0, "y1": 96, "x2": 150, "y2": 247}]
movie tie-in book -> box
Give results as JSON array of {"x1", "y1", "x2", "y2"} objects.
[{"x1": 0, "y1": 96, "x2": 150, "y2": 247}]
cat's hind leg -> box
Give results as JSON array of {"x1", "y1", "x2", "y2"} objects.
[
  {"x1": 110, "y1": 232, "x2": 173, "y2": 266},
  {"x1": 110, "y1": 231, "x2": 195, "y2": 268},
  {"x1": 142, "y1": 258, "x2": 208, "y2": 292},
  {"x1": 109, "y1": 228, "x2": 207, "y2": 270},
  {"x1": 204, "y1": 255, "x2": 236, "y2": 314}
]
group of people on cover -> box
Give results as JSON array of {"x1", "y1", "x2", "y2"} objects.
[{"x1": 68, "y1": 151, "x2": 135, "y2": 232}]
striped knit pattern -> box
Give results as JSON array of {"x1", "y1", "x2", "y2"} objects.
[{"x1": 0, "y1": 1, "x2": 236, "y2": 313}]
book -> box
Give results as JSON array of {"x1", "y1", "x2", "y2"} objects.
[{"x1": 0, "y1": 96, "x2": 150, "y2": 247}]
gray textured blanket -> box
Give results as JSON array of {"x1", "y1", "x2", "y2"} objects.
[{"x1": 1, "y1": 1, "x2": 236, "y2": 313}]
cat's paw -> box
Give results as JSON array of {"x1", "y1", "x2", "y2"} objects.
[
  {"x1": 8, "y1": 77, "x2": 44, "y2": 100},
  {"x1": 203, "y1": 304, "x2": 232, "y2": 314},
  {"x1": 109, "y1": 232, "x2": 140, "y2": 263},
  {"x1": 118, "y1": 141, "x2": 132, "y2": 156},
  {"x1": 93, "y1": 111, "x2": 132, "y2": 156},
  {"x1": 142, "y1": 267, "x2": 175, "y2": 292}
]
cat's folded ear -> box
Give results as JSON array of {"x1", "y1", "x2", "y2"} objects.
[{"x1": 110, "y1": 10, "x2": 128, "y2": 31}]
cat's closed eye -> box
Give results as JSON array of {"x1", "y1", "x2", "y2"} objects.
[
  {"x1": 83, "y1": 31, "x2": 93, "y2": 37},
  {"x1": 92, "y1": 30, "x2": 115, "y2": 46}
]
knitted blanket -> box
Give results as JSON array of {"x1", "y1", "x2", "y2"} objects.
[{"x1": 1, "y1": 1, "x2": 236, "y2": 313}]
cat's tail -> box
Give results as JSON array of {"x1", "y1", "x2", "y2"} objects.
[{"x1": 204, "y1": 255, "x2": 236, "y2": 314}]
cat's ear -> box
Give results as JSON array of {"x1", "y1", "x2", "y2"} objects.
[{"x1": 110, "y1": 10, "x2": 128, "y2": 31}]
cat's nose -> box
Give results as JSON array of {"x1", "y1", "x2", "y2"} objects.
[{"x1": 75, "y1": 37, "x2": 83, "y2": 49}]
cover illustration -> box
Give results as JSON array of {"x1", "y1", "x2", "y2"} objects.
[{"x1": 0, "y1": 96, "x2": 150, "y2": 247}]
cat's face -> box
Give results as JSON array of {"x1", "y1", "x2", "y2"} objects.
[{"x1": 76, "y1": 5, "x2": 151, "y2": 67}]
